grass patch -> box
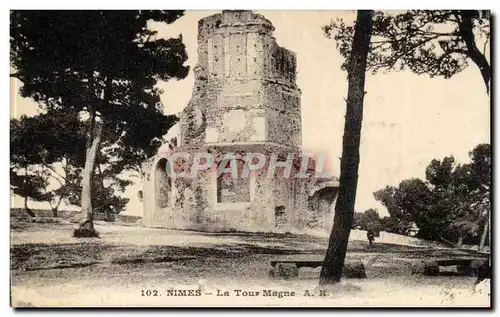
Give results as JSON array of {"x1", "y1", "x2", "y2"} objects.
[{"x1": 10, "y1": 243, "x2": 113, "y2": 271}]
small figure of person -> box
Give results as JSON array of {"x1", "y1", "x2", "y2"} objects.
[{"x1": 367, "y1": 229, "x2": 375, "y2": 247}]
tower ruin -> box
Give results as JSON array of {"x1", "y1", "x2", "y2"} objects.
[{"x1": 142, "y1": 11, "x2": 338, "y2": 232}]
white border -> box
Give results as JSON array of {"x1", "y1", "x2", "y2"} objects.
[
  {"x1": 6, "y1": 0, "x2": 498, "y2": 10},
  {"x1": 4, "y1": 2, "x2": 498, "y2": 316}
]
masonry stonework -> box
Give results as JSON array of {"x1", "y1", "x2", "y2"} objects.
[{"x1": 142, "y1": 10, "x2": 338, "y2": 232}]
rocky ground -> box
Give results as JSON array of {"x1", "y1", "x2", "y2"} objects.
[{"x1": 10, "y1": 218, "x2": 491, "y2": 308}]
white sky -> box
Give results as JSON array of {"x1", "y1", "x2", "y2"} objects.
[{"x1": 11, "y1": 10, "x2": 490, "y2": 217}]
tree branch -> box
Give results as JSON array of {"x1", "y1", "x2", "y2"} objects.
[
  {"x1": 456, "y1": 10, "x2": 491, "y2": 94},
  {"x1": 414, "y1": 30, "x2": 460, "y2": 37},
  {"x1": 370, "y1": 34, "x2": 443, "y2": 71},
  {"x1": 41, "y1": 162, "x2": 67, "y2": 185}
]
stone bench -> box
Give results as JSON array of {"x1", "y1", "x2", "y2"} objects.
[
  {"x1": 436, "y1": 258, "x2": 477, "y2": 266},
  {"x1": 271, "y1": 260, "x2": 323, "y2": 269},
  {"x1": 270, "y1": 260, "x2": 366, "y2": 279},
  {"x1": 411, "y1": 258, "x2": 488, "y2": 276}
]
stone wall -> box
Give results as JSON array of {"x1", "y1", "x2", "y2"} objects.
[{"x1": 143, "y1": 149, "x2": 338, "y2": 232}]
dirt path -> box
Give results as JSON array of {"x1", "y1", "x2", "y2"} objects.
[{"x1": 10, "y1": 221, "x2": 490, "y2": 307}]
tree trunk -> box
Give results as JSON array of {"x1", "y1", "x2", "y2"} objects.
[
  {"x1": 319, "y1": 10, "x2": 373, "y2": 286},
  {"x1": 51, "y1": 197, "x2": 62, "y2": 218},
  {"x1": 458, "y1": 10, "x2": 491, "y2": 95},
  {"x1": 48, "y1": 193, "x2": 63, "y2": 218},
  {"x1": 24, "y1": 194, "x2": 35, "y2": 217},
  {"x1": 77, "y1": 76, "x2": 112, "y2": 232},
  {"x1": 479, "y1": 217, "x2": 488, "y2": 251},
  {"x1": 78, "y1": 118, "x2": 104, "y2": 230},
  {"x1": 23, "y1": 166, "x2": 35, "y2": 218}
]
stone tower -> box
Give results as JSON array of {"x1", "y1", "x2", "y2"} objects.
[
  {"x1": 180, "y1": 10, "x2": 302, "y2": 151},
  {"x1": 142, "y1": 11, "x2": 338, "y2": 233}
]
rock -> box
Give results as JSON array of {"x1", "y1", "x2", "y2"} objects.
[
  {"x1": 73, "y1": 228, "x2": 99, "y2": 238},
  {"x1": 411, "y1": 260, "x2": 439, "y2": 276},
  {"x1": 457, "y1": 264, "x2": 474, "y2": 276},
  {"x1": 343, "y1": 261, "x2": 367, "y2": 279},
  {"x1": 275, "y1": 263, "x2": 298, "y2": 279},
  {"x1": 457, "y1": 259, "x2": 488, "y2": 276},
  {"x1": 474, "y1": 260, "x2": 491, "y2": 287},
  {"x1": 470, "y1": 259, "x2": 488, "y2": 272}
]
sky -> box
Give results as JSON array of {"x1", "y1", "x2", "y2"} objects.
[{"x1": 11, "y1": 10, "x2": 491, "y2": 217}]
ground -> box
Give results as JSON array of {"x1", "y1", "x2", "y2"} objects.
[{"x1": 10, "y1": 218, "x2": 490, "y2": 308}]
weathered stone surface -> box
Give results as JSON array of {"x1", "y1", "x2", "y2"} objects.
[
  {"x1": 459, "y1": 259, "x2": 490, "y2": 278},
  {"x1": 411, "y1": 260, "x2": 440, "y2": 276},
  {"x1": 343, "y1": 261, "x2": 367, "y2": 279}
]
